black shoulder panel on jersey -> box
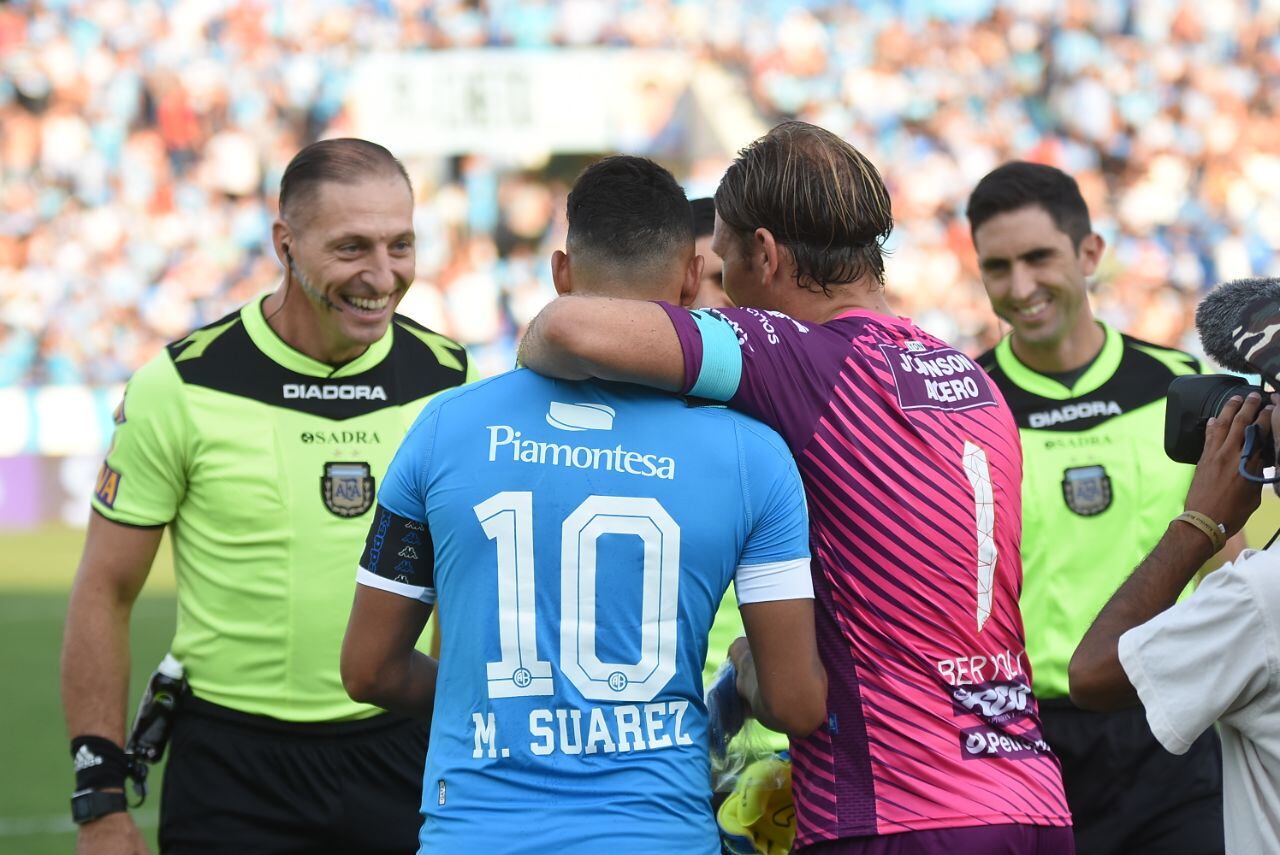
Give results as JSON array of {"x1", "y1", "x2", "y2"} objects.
[
  {"x1": 989, "y1": 338, "x2": 1190, "y2": 433},
  {"x1": 167, "y1": 312, "x2": 469, "y2": 419}
]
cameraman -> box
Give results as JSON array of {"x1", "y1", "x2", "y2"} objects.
[{"x1": 1071, "y1": 391, "x2": 1280, "y2": 853}]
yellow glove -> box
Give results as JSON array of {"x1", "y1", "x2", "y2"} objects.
[{"x1": 717, "y1": 755, "x2": 796, "y2": 855}]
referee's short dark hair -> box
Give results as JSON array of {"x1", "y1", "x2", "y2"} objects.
[
  {"x1": 966, "y1": 161, "x2": 1092, "y2": 248},
  {"x1": 279, "y1": 138, "x2": 411, "y2": 222},
  {"x1": 566, "y1": 156, "x2": 694, "y2": 274}
]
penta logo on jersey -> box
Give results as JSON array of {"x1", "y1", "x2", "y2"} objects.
[
  {"x1": 487, "y1": 425, "x2": 676, "y2": 479},
  {"x1": 1028, "y1": 400, "x2": 1121, "y2": 428},
  {"x1": 283, "y1": 383, "x2": 387, "y2": 401},
  {"x1": 321, "y1": 461, "x2": 375, "y2": 517}
]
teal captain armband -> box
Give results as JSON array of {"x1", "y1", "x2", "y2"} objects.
[{"x1": 688, "y1": 310, "x2": 744, "y2": 401}]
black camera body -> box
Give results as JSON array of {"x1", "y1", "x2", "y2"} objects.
[{"x1": 1164, "y1": 374, "x2": 1272, "y2": 464}]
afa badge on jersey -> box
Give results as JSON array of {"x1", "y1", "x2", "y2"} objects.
[
  {"x1": 321, "y1": 461, "x2": 374, "y2": 517},
  {"x1": 1061, "y1": 465, "x2": 1112, "y2": 516}
]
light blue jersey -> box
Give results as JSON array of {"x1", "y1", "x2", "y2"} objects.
[{"x1": 358, "y1": 369, "x2": 812, "y2": 854}]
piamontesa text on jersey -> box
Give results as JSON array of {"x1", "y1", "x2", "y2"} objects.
[{"x1": 486, "y1": 425, "x2": 676, "y2": 480}]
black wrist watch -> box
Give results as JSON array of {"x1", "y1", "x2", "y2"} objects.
[{"x1": 70, "y1": 789, "x2": 127, "y2": 825}]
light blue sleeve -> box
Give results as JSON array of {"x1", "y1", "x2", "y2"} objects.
[
  {"x1": 687, "y1": 310, "x2": 745, "y2": 401},
  {"x1": 376, "y1": 402, "x2": 443, "y2": 523},
  {"x1": 737, "y1": 421, "x2": 810, "y2": 565}
]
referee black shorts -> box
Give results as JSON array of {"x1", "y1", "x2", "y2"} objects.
[
  {"x1": 1039, "y1": 698, "x2": 1223, "y2": 855},
  {"x1": 159, "y1": 695, "x2": 428, "y2": 855}
]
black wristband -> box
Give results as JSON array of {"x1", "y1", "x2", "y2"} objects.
[
  {"x1": 71, "y1": 736, "x2": 129, "y2": 791},
  {"x1": 71, "y1": 789, "x2": 128, "y2": 824}
]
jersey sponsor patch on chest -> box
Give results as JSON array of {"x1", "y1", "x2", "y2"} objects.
[
  {"x1": 1028, "y1": 400, "x2": 1122, "y2": 428},
  {"x1": 880, "y1": 344, "x2": 997, "y2": 411},
  {"x1": 321, "y1": 461, "x2": 375, "y2": 517},
  {"x1": 1061, "y1": 465, "x2": 1112, "y2": 516},
  {"x1": 283, "y1": 383, "x2": 387, "y2": 401}
]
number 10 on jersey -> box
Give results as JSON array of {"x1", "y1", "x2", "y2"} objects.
[{"x1": 473, "y1": 492, "x2": 681, "y2": 704}]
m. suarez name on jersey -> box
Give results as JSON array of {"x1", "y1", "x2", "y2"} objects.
[
  {"x1": 470, "y1": 700, "x2": 695, "y2": 760},
  {"x1": 486, "y1": 425, "x2": 677, "y2": 480}
]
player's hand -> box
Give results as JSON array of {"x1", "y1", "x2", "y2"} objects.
[
  {"x1": 76, "y1": 811, "x2": 150, "y2": 855},
  {"x1": 728, "y1": 637, "x2": 758, "y2": 716},
  {"x1": 1185, "y1": 392, "x2": 1272, "y2": 537}
]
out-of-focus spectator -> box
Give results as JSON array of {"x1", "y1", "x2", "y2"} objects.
[{"x1": 5, "y1": 0, "x2": 1280, "y2": 385}]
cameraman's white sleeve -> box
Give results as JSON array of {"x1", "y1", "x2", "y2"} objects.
[{"x1": 1118, "y1": 549, "x2": 1278, "y2": 754}]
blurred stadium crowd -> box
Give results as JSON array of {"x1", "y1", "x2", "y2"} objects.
[{"x1": 4, "y1": 0, "x2": 1280, "y2": 384}]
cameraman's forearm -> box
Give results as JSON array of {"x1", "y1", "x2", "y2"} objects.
[
  {"x1": 1070, "y1": 523, "x2": 1214, "y2": 710},
  {"x1": 61, "y1": 579, "x2": 133, "y2": 742}
]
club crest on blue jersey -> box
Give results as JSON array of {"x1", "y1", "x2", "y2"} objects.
[
  {"x1": 1061, "y1": 465, "x2": 1112, "y2": 516},
  {"x1": 321, "y1": 461, "x2": 374, "y2": 517}
]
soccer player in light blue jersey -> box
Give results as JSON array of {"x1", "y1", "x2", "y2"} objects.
[{"x1": 340, "y1": 156, "x2": 827, "y2": 854}]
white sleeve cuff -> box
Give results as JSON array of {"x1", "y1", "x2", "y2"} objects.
[
  {"x1": 356, "y1": 566, "x2": 437, "y2": 605},
  {"x1": 734, "y1": 557, "x2": 813, "y2": 604}
]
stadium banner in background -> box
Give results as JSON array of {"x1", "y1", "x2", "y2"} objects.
[
  {"x1": 0, "y1": 387, "x2": 120, "y2": 527},
  {"x1": 349, "y1": 50, "x2": 757, "y2": 159},
  {"x1": 0, "y1": 453, "x2": 101, "y2": 529}
]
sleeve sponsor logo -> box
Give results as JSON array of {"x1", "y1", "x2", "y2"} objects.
[
  {"x1": 881, "y1": 344, "x2": 997, "y2": 412},
  {"x1": 320, "y1": 461, "x2": 375, "y2": 517},
  {"x1": 94, "y1": 463, "x2": 121, "y2": 508}
]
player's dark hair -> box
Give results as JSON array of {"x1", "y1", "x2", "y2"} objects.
[
  {"x1": 566, "y1": 156, "x2": 694, "y2": 272},
  {"x1": 715, "y1": 121, "x2": 893, "y2": 295},
  {"x1": 966, "y1": 161, "x2": 1092, "y2": 248},
  {"x1": 691, "y1": 197, "x2": 716, "y2": 239},
  {"x1": 279, "y1": 138, "x2": 411, "y2": 221}
]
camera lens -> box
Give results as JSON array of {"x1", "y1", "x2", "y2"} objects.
[{"x1": 1165, "y1": 374, "x2": 1269, "y2": 464}]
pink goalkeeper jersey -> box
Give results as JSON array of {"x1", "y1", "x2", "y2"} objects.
[{"x1": 660, "y1": 305, "x2": 1070, "y2": 846}]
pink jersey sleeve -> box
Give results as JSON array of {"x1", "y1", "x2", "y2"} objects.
[{"x1": 657, "y1": 303, "x2": 851, "y2": 451}]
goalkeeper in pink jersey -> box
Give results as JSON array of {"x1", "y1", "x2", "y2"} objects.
[{"x1": 521, "y1": 122, "x2": 1073, "y2": 853}]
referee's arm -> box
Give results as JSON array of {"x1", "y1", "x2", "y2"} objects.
[{"x1": 60, "y1": 511, "x2": 162, "y2": 851}]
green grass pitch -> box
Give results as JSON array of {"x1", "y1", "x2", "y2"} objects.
[{"x1": 5, "y1": 497, "x2": 1279, "y2": 851}]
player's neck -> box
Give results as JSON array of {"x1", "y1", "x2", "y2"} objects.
[
  {"x1": 792, "y1": 280, "x2": 894, "y2": 325},
  {"x1": 262, "y1": 287, "x2": 369, "y2": 366},
  {"x1": 1011, "y1": 318, "x2": 1105, "y2": 375}
]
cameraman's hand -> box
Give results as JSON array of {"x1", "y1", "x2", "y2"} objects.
[
  {"x1": 1184, "y1": 392, "x2": 1272, "y2": 538},
  {"x1": 76, "y1": 811, "x2": 150, "y2": 855}
]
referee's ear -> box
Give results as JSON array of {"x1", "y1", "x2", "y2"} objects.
[
  {"x1": 272, "y1": 219, "x2": 294, "y2": 270},
  {"x1": 551, "y1": 250, "x2": 573, "y2": 296}
]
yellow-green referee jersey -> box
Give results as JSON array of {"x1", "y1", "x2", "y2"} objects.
[
  {"x1": 977, "y1": 322, "x2": 1200, "y2": 699},
  {"x1": 92, "y1": 295, "x2": 476, "y2": 721}
]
